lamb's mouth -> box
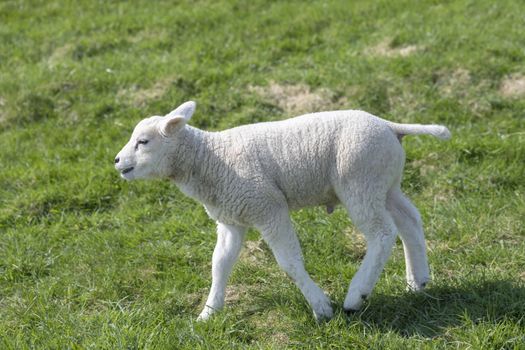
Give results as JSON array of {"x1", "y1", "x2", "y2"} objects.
[{"x1": 121, "y1": 167, "x2": 134, "y2": 174}]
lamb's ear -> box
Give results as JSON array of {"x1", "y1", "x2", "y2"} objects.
[
  {"x1": 159, "y1": 101, "x2": 196, "y2": 137},
  {"x1": 166, "y1": 101, "x2": 196, "y2": 121}
]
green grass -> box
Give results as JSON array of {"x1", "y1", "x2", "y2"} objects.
[{"x1": 1, "y1": 0, "x2": 524, "y2": 348}]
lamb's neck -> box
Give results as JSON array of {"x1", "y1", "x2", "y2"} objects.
[{"x1": 168, "y1": 126, "x2": 226, "y2": 202}]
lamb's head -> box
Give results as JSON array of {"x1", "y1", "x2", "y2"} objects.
[{"x1": 114, "y1": 101, "x2": 196, "y2": 180}]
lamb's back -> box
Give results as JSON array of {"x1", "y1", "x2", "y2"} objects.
[{"x1": 216, "y1": 110, "x2": 395, "y2": 209}]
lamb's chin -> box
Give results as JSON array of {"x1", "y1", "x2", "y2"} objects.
[{"x1": 120, "y1": 171, "x2": 135, "y2": 180}]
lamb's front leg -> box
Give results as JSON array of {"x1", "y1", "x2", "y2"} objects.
[
  {"x1": 257, "y1": 210, "x2": 333, "y2": 321},
  {"x1": 197, "y1": 223, "x2": 246, "y2": 321}
]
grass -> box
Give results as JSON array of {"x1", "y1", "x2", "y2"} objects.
[{"x1": 1, "y1": 0, "x2": 524, "y2": 348}]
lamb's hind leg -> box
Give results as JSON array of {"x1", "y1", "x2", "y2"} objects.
[
  {"x1": 387, "y1": 188, "x2": 430, "y2": 291},
  {"x1": 343, "y1": 195, "x2": 398, "y2": 312},
  {"x1": 257, "y1": 208, "x2": 333, "y2": 321}
]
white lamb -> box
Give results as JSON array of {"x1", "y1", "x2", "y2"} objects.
[{"x1": 114, "y1": 101, "x2": 450, "y2": 321}]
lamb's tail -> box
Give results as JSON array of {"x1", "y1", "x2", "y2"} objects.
[{"x1": 387, "y1": 121, "x2": 451, "y2": 141}]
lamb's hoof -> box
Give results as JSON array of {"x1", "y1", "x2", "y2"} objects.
[
  {"x1": 407, "y1": 279, "x2": 430, "y2": 292},
  {"x1": 314, "y1": 308, "x2": 334, "y2": 322},
  {"x1": 196, "y1": 313, "x2": 210, "y2": 322},
  {"x1": 197, "y1": 306, "x2": 217, "y2": 322},
  {"x1": 313, "y1": 298, "x2": 334, "y2": 322},
  {"x1": 343, "y1": 308, "x2": 359, "y2": 316},
  {"x1": 343, "y1": 291, "x2": 366, "y2": 312}
]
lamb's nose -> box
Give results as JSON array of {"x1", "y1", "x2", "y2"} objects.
[{"x1": 114, "y1": 157, "x2": 120, "y2": 164}]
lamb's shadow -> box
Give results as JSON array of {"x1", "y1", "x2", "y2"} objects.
[{"x1": 345, "y1": 279, "x2": 525, "y2": 338}]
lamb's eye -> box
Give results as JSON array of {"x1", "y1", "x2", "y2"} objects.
[{"x1": 135, "y1": 139, "x2": 149, "y2": 150}]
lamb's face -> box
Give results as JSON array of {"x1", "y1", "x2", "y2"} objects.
[
  {"x1": 114, "y1": 116, "x2": 165, "y2": 180},
  {"x1": 114, "y1": 101, "x2": 196, "y2": 181}
]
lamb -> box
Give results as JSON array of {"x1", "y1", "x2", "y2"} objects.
[{"x1": 114, "y1": 100, "x2": 451, "y2": 321}]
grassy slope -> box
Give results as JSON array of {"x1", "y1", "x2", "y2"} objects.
[{"x1": 1, "y1": 0, "x2": 524, "y2": 348}]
